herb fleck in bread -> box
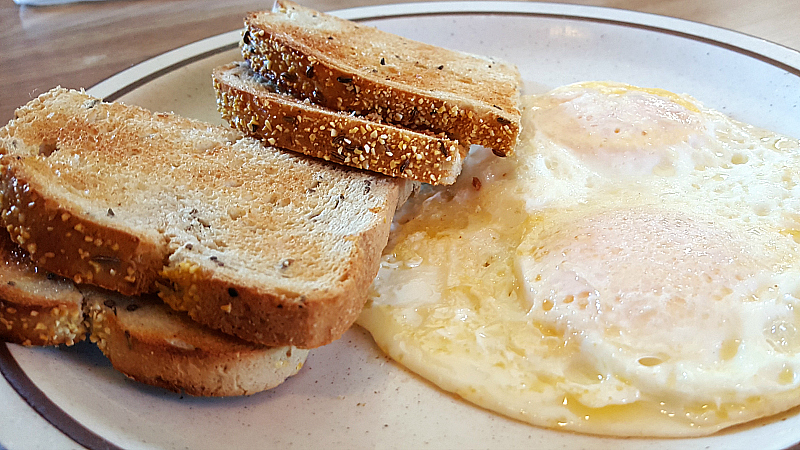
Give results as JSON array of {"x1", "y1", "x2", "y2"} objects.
[
  {"x1": 214, "y1": 62, "x2": 466, "y2": 185},
  {"x1": 241, "y1": 0, "x2": 521, "y2": 156},
  {"x1": 0, "y1": 88, "x2": 413, "y2": 348}
]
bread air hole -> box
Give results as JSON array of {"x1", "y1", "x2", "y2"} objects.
[{"x1": 38, "y1": 142, "x2": 58, "y2": 157}]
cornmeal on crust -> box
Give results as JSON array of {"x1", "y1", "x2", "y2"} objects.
[
  {"x1": 84, "y1": 288, "x2": 308, "y2": 397},
  {"x1": 0, "y1": 87, "x2": 412, "y2": 348},
  {"x1": 0, "y1": 231, "x2": 86, "y2": 346},
  {"x1": 0, "y1": 227, "x2": 307, "y2": 396},
  {"x1": 241, "y1": 0, "x2": 521, "y2": 156},
  {"x1": 214, "y1": 61, "x2": 467, "y2": 185}
]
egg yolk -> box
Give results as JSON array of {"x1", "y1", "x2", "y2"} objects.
[
  {"x1": 517, "y1": 207, "x2": 796, "y2": 369},
  {"x1": 532, "y1": 83, "x2": 708, "y2": 176}
]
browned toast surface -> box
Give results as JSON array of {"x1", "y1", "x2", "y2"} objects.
[
  {"x1": 214, "y1": 62, "x2": 465, "y2": 185},
  {"x1": 85, "y1": 288, "x2": 308, "y2": 396},
  {"x1": 242, "y1": 0, "x2": 521, "y2": 156},
  {"x1": 0, "y1": 88, "x2": 410, "y2": 348},
  {"x1": 0, "y1": 223, "x2": 308, "y2": 396},
  {"x1": 0, "y1": 231, "x2": 86, "y2": 346}
]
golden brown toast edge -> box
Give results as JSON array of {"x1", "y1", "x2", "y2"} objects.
[
  {"x1": 2, "y1": 87, "x2": 413, "y2": 349},
  {"x1": 241, "y1": 0, "x2": 521, "y2": 156},
  {"x1": 213, "y1": 62, "x2": 465, "y2": 185},
  {"x1": 85, "y1": 289, "x2": 309, "y2": 397}
]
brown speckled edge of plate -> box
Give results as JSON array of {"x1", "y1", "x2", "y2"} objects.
[
  {"x1": 0, "y1": 343, "x2": 125, "y2": 450},
  {"x1": 101, "y1": 42, "x2": 238, "y2": 103},
  {"x1": 1, "y1": 3, "x2": 800, "y2": 449}
]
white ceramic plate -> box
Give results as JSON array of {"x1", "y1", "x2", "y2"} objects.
[{"x1": 2, "y1": 2, "x2": 800, "y2": 449}]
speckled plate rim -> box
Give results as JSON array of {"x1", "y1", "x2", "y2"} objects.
[
  {"x1": 87, "y1": 0, "x2": 800, "y2": 103},
  {"x1": 2, "y1": 2, "x2": 800, "y2": 449}
]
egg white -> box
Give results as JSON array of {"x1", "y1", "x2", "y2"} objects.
[{"x1": 358, "y1": 82, "x2": 800, "y2": 436}]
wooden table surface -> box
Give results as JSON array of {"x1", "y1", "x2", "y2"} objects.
[{"x1": 1, "y1": 0, "x2": 799, "y2": 124}]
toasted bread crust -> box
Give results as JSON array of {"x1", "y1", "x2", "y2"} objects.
[
  {"x1": 0, "y1": 230, "x2": 86, "y2": 346},
  {"x1": 85, "y1": 289, "x2": 308, "y2": 397},
  {"x1": 241, "y1": 1, "x2": 521, "y2": 156},
  {"x1": 214, "y1": 62, "x2": 465, "y2": 185},
  {"x1": 159, "y1": 178, "x2": 401, "y2": 348},
  {"x1": 0, "y1": 225, "x2": 307, "y2": 395},
  {"x1": 0, "y1": 298, "x2": 85, "y2": 346},
  {"x1": 0, "y1": 161, "x2": 166, "y2": 295}
]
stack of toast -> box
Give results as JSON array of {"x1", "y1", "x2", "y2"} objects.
[
  {"x1": 0, "y1": 0, "x2": 520, "y2": 396},
  {"x1": 215, "y1": 0, "x2": 521, "y2": 184},
  {"x1": 0, "y1": 230, "x2": 308, "y2": 396}
]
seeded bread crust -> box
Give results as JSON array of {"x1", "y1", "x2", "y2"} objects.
[
  {"x1": 241, "y1": 0, "x2": 521, "y2": 156},
  {"x1": 0, "y1": 91, "x2": 179, "y2": 295},
  {"x1": 84, "y1": 288, "x2": 308, "y2": 397},
  {"x1": 0, "y1": 88, "x2": 411, "y2": 348},
  {"x1": 214, "y1": 62, "x2": 465, "y2": 185},
  {"x1": 0, "y1": 231, "x2": 86, "y2": 346},
  {"x1": 0, "y1": 167, "x2": 167, "y2": 296},
  {"x1": 0, "y1": 227, "x2": 307, "y2": 395}
]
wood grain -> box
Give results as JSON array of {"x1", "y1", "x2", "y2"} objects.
[{"x1": 1, "y1": 0, "x2": 798, "y2": 123}]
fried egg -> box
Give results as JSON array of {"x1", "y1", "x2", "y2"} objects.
[{"x1": 357, "y1": 82, "x2": 800, "y2": 437}]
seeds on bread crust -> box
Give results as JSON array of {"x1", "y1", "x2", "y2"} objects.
[
  {"x1": 214, "y1": 62, "x2": 465, "y2": 185},
  {"x1": 85, "y1": 289, "x2": 309, "y2": 396},
  {"x1": 0, "y1": 229, "x2": 86, "y2": 346},
  {"x1": 242, "y1": 1, "x2": 522, "y2": 155},
  {"x1": 0, "y1": 162, "x2": 164, "y2": 295},
  {"x1": 0, "y1": 297, "x2": 85, "y2": 347},
  {"x1": 0, "y1": 224, "x2": 307, "y2": 395},
  {"x1": 158, "y1": 242, "x2": 374, "y2": 348}
]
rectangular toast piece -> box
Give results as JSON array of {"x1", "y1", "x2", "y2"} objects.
[
  {"x1": 0, "y1": 227, "x2": 307, "y2": 396},
  {"x1": 84, "y1": 288, "x2": 308, "y2": 397},
  {"x1": 0, "y1": 88, "x2": 412, "y2": 348},
  {"x1": 214, "y1": 61, "x2": 466, "y2": 185},
  {"x1": 241, "y1": 0, "x2": 522, "y2": 156}
]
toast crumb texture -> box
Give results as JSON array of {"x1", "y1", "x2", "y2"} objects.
[
  {"x1": 242, "y1": 0, "x2": 521, "y2": 156},
  {"x1": 0, "y1": 87, "x2": 408, "y2": 348}
]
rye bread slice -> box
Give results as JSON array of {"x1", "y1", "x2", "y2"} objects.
[
  {"x1": 0, "y1": 230, "x2": 86, "y2": 346},
  {"x1": 241, "y1": 0, "x2": 521, "y2": 156},
  {"x1": 0, "y1": 87, "x2": 411, "y2": 348},
  {"x1": 214, "y1": 61, "x2": 466, "y2": 185},
  {"x1": 84, "y1": 288, "x2": 308, "y2": 397}
]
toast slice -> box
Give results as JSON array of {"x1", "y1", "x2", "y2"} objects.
[
  {"x1": 0, "y1": 230, "x2": 86, "y2": 346},
  {"x1": 0, "y1": 229, "x2": 307, "y2": 396},
  {"x1": 214, "y1": 62, "x2": 466, "y2": 185},
  {"x1": 0, "y1": 87, "x2": 412, "y2": 348},
  {"x1": 84, "y1": 288, "x2": 308, "y2": 397},
  {"x1": 241, "y1": 0, "x2": 521, "y2": 156}
]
